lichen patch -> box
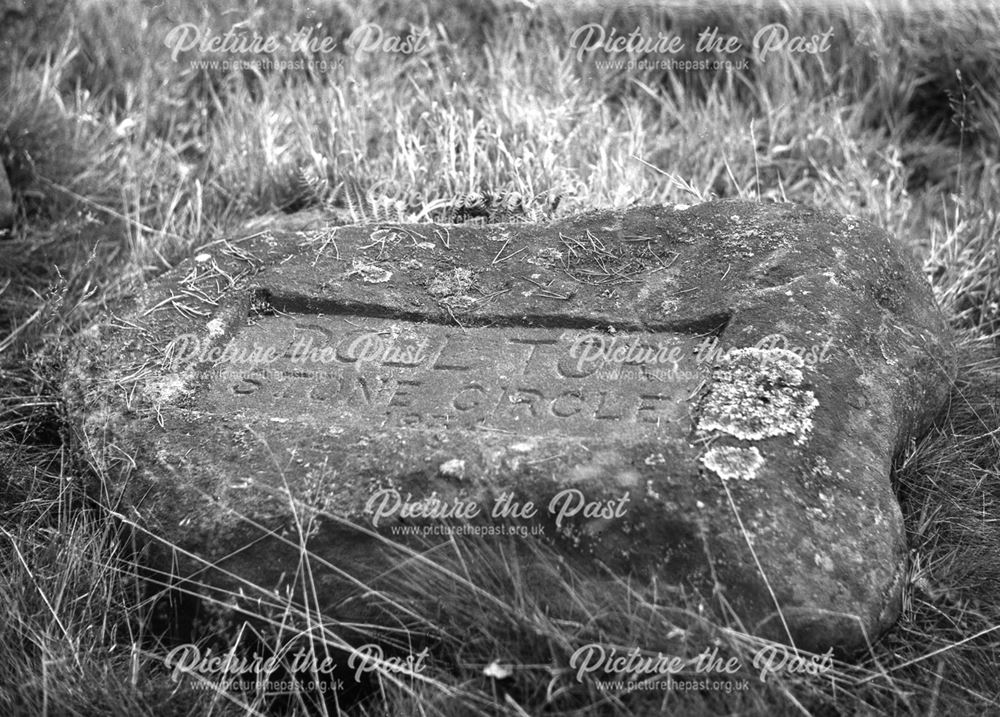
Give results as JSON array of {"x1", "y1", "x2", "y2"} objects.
[
  {"x1": 701, "y1": 445, "x2": 765, "y2": 481},
  {"x1": 347, "y1": 260, "x2": 392, "y2": 283},
  {"x1": 206, "y1": 317, "x2": 227, "y2": 338},
  {"x1": 697, "y1": 347, "x2": 817, "y2": 443},
  {"x1": 439, "y1": 458, "x2": 466, "y2": 479},
  {"x1": 144, "y1": 372, "x2": 189, "y2": 404},
  {"x1": 526, "y1": 247, "x2": 564, "y2": 267},
  {"x1": 659, "y1": 297, "x2": 678, "y2": 314},
  {"x1": 429, "y1": 267, "x2": 475, "y2": 297}
]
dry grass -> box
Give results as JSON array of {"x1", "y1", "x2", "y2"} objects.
[{"x1": 2, "y1": 0, "x2": 999, "y2": 714}]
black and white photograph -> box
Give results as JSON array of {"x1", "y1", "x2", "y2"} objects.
[{"x1": 1, "y1": 0, "x2": 998, "y2": 714}]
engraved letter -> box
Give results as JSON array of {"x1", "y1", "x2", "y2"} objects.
[
  {"x1": 510, "y1": 337, "x2": 557, "y2": 375},
  {"x1": 433, "y1": 335, "x2": 473, "y2": 371},
  {"x1": 453, "y1": 383, "x2": 487, "y2": 412},
  {"x1": 388, "y1": 379, "x2": 422, "y2": 409},
  {"x1": 594, "y1": 390, "x2": 624, "y2": 420},
  {"x1": 637, "y1": 393, "x2": 671, "y2": 424},
  {"x1": 232, "y1": 377, "x2": 262, "y2": 395},
  {"x1": 506, "y1": 388, "x2": 543, "y2": 418},
  {"x1": 551, "y1": 390, "x2": 584, "y2": 418}
]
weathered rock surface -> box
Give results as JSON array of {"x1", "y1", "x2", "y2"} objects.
[{"x1": 65, "y1": 200, "x2": 955, "y2": 653}]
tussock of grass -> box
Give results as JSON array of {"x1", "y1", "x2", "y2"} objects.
[
  {"x1": 927, "y1": 194, "x2": 1000, "y2": 338},
  {"x1": 2, "y1": 0, "x2": 1000, "y2": 714},
  {"x1": 882, "y1": 344, "x2": 1000, "y2": 713}
]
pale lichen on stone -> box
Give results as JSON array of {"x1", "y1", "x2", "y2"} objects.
[
  {"x1": 438, "y1": 458, "x2": 466, "y2": 479},
  {"x1": 697, "y1": 347, "x2": 818, "y2": 443},
  {"x1": 206, "y1": 316, "x2": 227, "y2": 338},
  {"x1": 429, "y1": 267, "x2": 474, "y2": 297},
  {"x1": 526, "y1": 247, "x2": 564, "y2": 267},
  {"x1": 701, "y1": 445, "x2": 765, "y2": 481},
  {"x1": 347, "y1": 259, "x2": 392, "y2": 283},
  {"x1": 348, "y1": 261, "x2": 392, "y2": 283},
  {"x1": 659, "y1": 297, "x2": 678, "y2": 314},
  {"x1": 144, "y1": 372, "x2": 190, "y2": 405}
]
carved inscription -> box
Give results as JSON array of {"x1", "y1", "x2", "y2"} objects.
[{"x1": 203, "y1": 314, "x2": 707, "y2": 436}]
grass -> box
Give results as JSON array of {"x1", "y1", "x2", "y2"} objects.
[{"x1": 2, "y1": 0, "x2": 999, "y2": 713}]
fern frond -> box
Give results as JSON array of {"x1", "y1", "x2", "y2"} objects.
[{"x1": 341, "y1": 176, "x2": 369, "y2": 224}]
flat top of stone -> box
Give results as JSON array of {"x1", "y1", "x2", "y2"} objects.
[
  {"x1": 67, "y1": 200, "x2": 956, "y2": 653},
  {"x1": 118, "y1": 200, "x2": 948, "y2": 449}
]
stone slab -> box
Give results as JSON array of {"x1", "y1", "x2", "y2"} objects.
[{"x1": 65, "y1": 200, "x2": 956, "y2": 653}]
